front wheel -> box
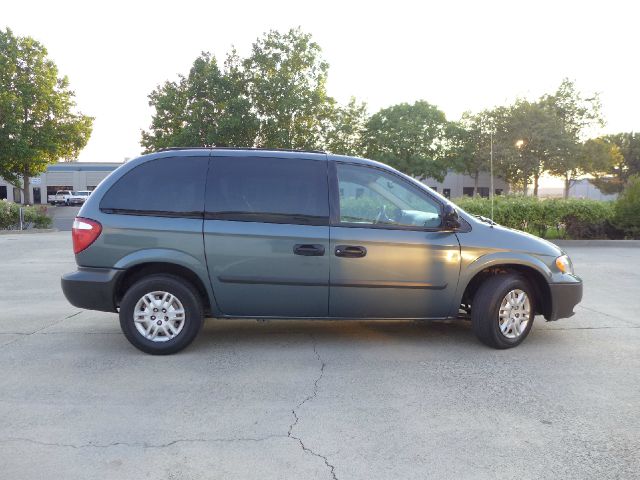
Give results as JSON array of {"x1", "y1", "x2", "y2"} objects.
[
  {"x1": 119, "y1": 274, "x2": 204, "y2": 354},
  {"x1": 471, "y1": 274, "x2": 535, "y2": 349}
]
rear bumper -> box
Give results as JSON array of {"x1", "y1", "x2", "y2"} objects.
[
  {"x1": 61, "y1": 267, "x2": 123, "y2": 312},
  {"x1": 546, "y1": 277, "x2": 583, "y2": 321}
]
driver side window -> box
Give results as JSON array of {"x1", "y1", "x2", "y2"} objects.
[{"x1": 336, "y1": 163, "x2": 442, "y2": 228}]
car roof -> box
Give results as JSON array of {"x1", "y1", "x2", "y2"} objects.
[{"x1": 147, "y1": 148, "x2": 389, "y2": 168}]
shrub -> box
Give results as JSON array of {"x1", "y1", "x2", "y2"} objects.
[
  {"x1": 613, "y1": 175, "x2": 640, "y2": 238},
  {"x1": 0, "y1": 200, "x2": 52, "y2": 230},
  {"x1": 453, "y1": 195, "x2": 617, "y2": 239}
]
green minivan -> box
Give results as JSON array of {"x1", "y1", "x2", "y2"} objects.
[{"x1": 61, "y1": 148, "x2": 582, "y2": 354}]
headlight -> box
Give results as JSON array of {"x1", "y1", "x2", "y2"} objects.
[{"x1": 555, "y1": 255, "x2": 574, "y2": 275}]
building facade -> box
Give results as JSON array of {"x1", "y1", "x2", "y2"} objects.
[
  {"x1": 0, "y1": 162, "x2": 122, "y2": 204},
  {"x1": 419, "y1": 170, "x2": 509, "y2": 199}
]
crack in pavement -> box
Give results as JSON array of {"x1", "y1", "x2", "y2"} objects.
[
  {"x1": 287, "y1": 336, "x2": 338, "y2": 480},
  {"x1": 1, "y1": 311, "x2": 83, "y2": 347},
  {"x1": 576, "y1": 304, "x2": 636, "y2": 325},
  {"x1": 0, "y1": 434, "x2": 284, "y2": 450},
  {"x1": 3, "y1": 326, "x2": 339, "y2": 477}
]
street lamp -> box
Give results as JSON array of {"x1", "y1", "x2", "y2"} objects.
[{"x1": 515, "y1": 139, "x2": 526, "y2": 195}]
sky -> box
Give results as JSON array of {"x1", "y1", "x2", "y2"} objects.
[{"x1": 3, "y1": 0, "x2": 640, "y2": 167}]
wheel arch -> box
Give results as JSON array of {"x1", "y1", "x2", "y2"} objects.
[
  {"x1": 456, "y1": 255, "x2": 553, "y2": 319},
  {"x1": 114, "y1": 261, "x2": 216, "y2": 316}
]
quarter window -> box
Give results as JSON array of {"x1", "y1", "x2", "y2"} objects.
[
  {"x1": 336, "y1": 163, "x2": 442, "y2": 229},
  {"x1": 205, "y1": 156, "x2": 329, "y2": 225},
  {"x1": 100, "y1": 157, "x2": 208, "y2": 216}
]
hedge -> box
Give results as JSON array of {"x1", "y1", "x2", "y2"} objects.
[
  {"x1": 0, "y1": 201, "x2": 52, "y2": 230},
  {"x1": 453, "y1": 195, "x2": 621, "y2": 239},
  {"x1": 613, "y1": 175, "x2": 640, "y2": 238}
]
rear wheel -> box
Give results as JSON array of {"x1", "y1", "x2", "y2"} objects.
[
  {"x1": 119, "y1": 274, "x2": 203, "y2": 354},
  {"x1": 471, "y1": 274, "x2": 535, "y2": 349}
]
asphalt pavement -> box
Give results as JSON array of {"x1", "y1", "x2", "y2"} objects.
[
  {"x1": 0, "y1": 232, "x2": 638, "y2": 479},
  {"x1": 48, "y1": 205, "x2": 80, "y2": 231}
]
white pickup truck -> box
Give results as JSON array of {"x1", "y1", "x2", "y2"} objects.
[{"x1": 49, "y1": 190, "x2": 91, "y2": 206}]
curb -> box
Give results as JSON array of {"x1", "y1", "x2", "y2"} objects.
[
  {"x1": 0, "y1": 228, "x2": 59, "y2": 235},
  {"x1": 552, "y1": 240, "x2": 640, "y2": 248}
]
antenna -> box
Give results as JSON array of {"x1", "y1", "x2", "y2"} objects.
[{"x1": 490, "y1": 132, "x2": 494, "y2": 225}]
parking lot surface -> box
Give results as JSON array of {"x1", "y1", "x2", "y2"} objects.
[
  {"x1": 1, "y1": 232, "x2": 638, "y2": 479},
  {"x1": 48, "y1": 205, "x2": 80, "y2": 231}
]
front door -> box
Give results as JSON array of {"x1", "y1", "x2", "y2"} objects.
[
  {"x1": 329, "y1": 162, "x2": 461, "y2": 319},
  {"x1": 203, "y1": 153, "x2": 330, "y2": 317}
]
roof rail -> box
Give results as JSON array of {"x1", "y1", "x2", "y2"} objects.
[{"x1": 158, "y1": 146, "x2": 326, "y2": 154}]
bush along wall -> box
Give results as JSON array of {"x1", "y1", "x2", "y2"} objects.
[
  {"x1": 613, "y1": 175, "x2": 640, "y2": 239},
  {"x1": 453, "y1": 195, "x2": 623, "y2": 239},
  {"x1": 0, "y1": 201, "x2": 52, "y2": 230}
]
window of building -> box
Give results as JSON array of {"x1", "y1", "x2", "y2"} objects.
[
  {"x1": 430, "y1": 186, "x2": 438, "y2": 192},
  {"x1": 0, "y1": 186, "x2": 7, "y2": 200},
  {"x1": 205, "y1": 156, "x2": 329, "y2": 226},
  {"x1": 100, "y1": 156, "x2": 208, "y2": 217},
  {"x1": 463, "y1": 187, "x2": 475, "y2": 197},
  {"x1": 13, "y1": 187, "x2": 21, "y2": 203},
  {"x1": 443, "y1": 188, "x2": 451, "y2": 199},
  {"x1": 336, "y1": 163, "x2": 441, "y2": 229},
  {"x1": 477, "y1": 187, "x2": 490, "y2": 198},
  {"x1": 495, "y1": 188, "x2": 503, "y2": 196}
]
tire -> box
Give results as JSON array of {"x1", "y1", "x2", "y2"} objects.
[
  {"x1": 471, "y1": 274, "x2": 535, "y2": 349},
  {"x1": 119, "y1": 274, "x2": 204, "y2": 355}
]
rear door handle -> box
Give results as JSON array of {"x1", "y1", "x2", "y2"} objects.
[
  {"x1": 293, "y1": 244, "x2": 326, "y2": 256},
  {"x1": 335, "y1": 245, "x2": 367, "y2": 258}
]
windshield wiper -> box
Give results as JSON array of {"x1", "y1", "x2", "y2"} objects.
[{"x1": 474, "y1": 215, "x2": 497, "y2": 225}]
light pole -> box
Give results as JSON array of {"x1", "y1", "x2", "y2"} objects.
[{"x1": 515, "y1": 139, "x2": 525, "y2": 195}]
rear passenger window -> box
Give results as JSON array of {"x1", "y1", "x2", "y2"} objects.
[
  {"x1": 100, "y1": 157, "x2": 208, "y2": 217},
  {"x1": 206, "y1": 156, "x2": 328, "y2": 225}
]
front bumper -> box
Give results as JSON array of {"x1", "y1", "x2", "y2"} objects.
[
  {"x1": 546, "y1": 277, "x2": 583, "y2": 321},
  {"x1": 61, "y1": 267, "x2": 123, "y2": 312}
]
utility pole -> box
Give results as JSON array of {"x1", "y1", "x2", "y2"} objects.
[{"x1": 490, "y1": 132, "x2": 494, "y2": 222}]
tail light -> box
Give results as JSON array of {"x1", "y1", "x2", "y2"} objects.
[{"x1": 72, "y1": 217, "x2": 102, "y2": 254}]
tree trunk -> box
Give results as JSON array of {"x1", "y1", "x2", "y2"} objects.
[
  {"x1": 22, "y1": 167, "x2": 31, "y2": 205},
  {"x1": 533, "y1": 173, "x2": 540, "y2": 197},
  {"x1": 564, "y1": 173, "x2": 570, "y2": 199},
  {"x1": 523, "y1": 175, "x2": 529, "y2": 196},
  {"x1": 473, "y1": 171, "x2": 479, "y2": 196}
]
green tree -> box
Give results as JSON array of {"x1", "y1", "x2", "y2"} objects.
[
  {"x1": 363, "y1": 101, "x2": 449, "y2": 181},
  {"x1": 141, "y1": 51, "x2": 258, "y2": 152},
  {"x1": 593, "y1": 132, "x2": 640, "y2": 194},
  {"x1": 325, "y1": 97, "x2": 368, "y2": 156},
  {"x1": 540, "y1": 78, "x2": 604, "y2": 194},
  {"x1": 448, "y1": 110, "x2": 495, "y2": 194},
  {"x1": 493, "y1": 100, "x2": 567, "y2": 196},
  {"x1": 243, "y1": 28, "x2": 333, "y2": 150},
  {"x1": 547, "y1": 138, "x2": 620, "y2": 198},
  {"x1": 0, "y1": 28, "x2": 93, "y2": 204}
]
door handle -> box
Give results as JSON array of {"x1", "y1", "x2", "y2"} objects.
[
  {"x1": 293, "y1": 244, "x2": 326, "y2": 256},
  {"x1": 335, "y1": 245, "x2": 367, "y2": 258}
]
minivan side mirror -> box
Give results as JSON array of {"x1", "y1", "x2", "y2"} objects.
[{"x1": 441, "y1": 204, "x2": 460, "y2": 230}]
